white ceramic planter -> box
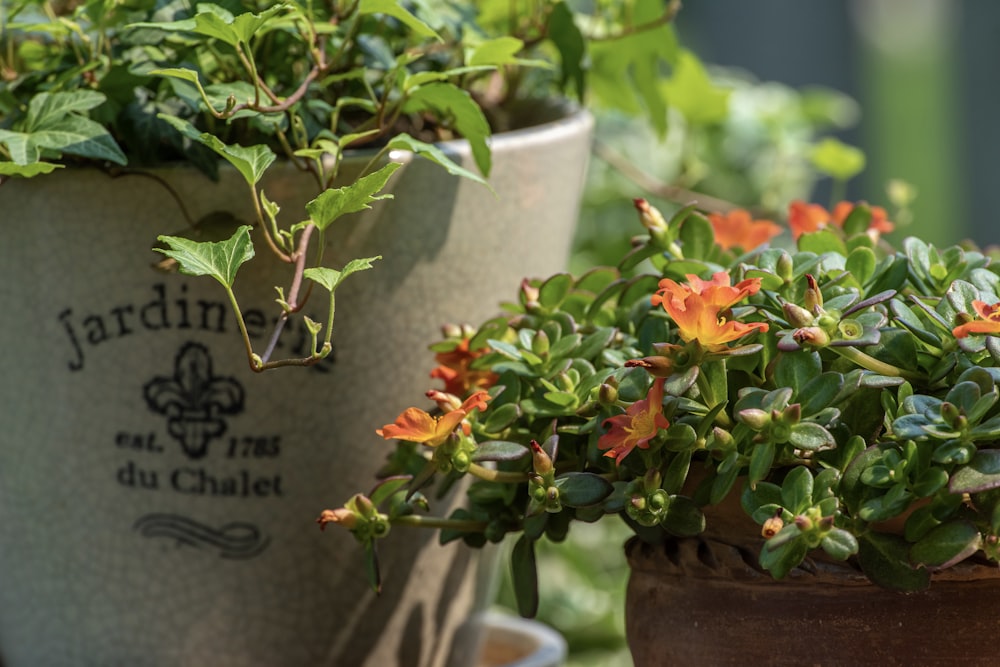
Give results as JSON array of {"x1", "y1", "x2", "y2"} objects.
[{"x1": 0, "y1": 106, "x2": 593, "y2": 666}]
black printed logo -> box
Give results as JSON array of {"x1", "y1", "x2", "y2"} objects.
[{"x1": 143, "y1": 342, "x2": 245, "y2": 460}]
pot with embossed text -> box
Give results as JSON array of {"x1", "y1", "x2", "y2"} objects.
[{"x1": 0, "y1": 105, "x2": 592, "y2": 667}]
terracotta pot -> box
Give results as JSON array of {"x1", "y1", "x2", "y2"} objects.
[
  {"x1": 625, "y1": 528, "x2": 1000, "y2": 666},
  {"x1": 0, "y1": 105, "x2": 593, "y2": 666}
]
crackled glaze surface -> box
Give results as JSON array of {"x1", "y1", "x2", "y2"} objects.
[{"x1": 0, "y1": 108, "x2": 593, "y2": 667}]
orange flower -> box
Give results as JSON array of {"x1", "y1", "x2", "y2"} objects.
[
  {"x1": 708, "y1": 209, "x2": 782, "y2": 251},
  {"x1": 376, "y1": 390, "x2": 490, "y2": 447},
  {"x1": 430, "y1": 338, "x2": 498, "y2": 396},
  {"x1": 651, "y1": 272, "x2": 769, "y2": 351},
  {"x1": 599, "y1": 378, "x2": 669, "y2": 464},
  {"x1": 953, "y1": 301, "x2": 1000, "y2": 338},
  {"x1": 832, "y1": 201, "x2": 895, "y2": 238},
  {"x1": 789, "y1": 200, "x2": 894, "y2": 240},
  {"x1": 788, "y1": 200, "x2": 831, "y2": 239}
]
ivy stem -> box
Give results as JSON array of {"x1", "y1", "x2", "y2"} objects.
[
  {"x1": 467, "y1": 463, "x2": 530, "y2": 484},
  {"x1": 391, "y1": 514, "x2": 488, "y2": 533},
  {"x1": 831, "y1": 346, "x2": 925, "y2": 383},
  {"x1": 261, "y1": 223, "x2": 315, "y2": 364}
]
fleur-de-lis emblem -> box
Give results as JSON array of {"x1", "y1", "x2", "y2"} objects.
[{"x1": 143, "y1": 342, "x2": 245, "y2": 459}]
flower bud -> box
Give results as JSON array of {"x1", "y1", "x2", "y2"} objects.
[
  {"x1": 776, "y1": 252, "x2": 794, "y2": 283},
  {"x1": 634, "y1": 198, "x2": 668, "y2": 233},
  {"x1": 738, "y1": 408, "x2": 771, "y2": 430},
  {"x1": 804, "y1": 274, "x2": 824, "y2": 311},
  {"x1": 598, "y1": 382, "x2": 618, "y2": 405},
  {"x1": 625, "y1": 355, "x2": 675, "y2": 378},
  {"x1": 426, "y1": 389, "x2": 462, "y2": 412},
  {"x1": 792, "y1": 326, "x2": 831, "y2": 347},
  {"x1": 452, "y1": 450, "x2": 472, "y2": 473},
  {"x1": 761, "y1": 513, "x2": 784, "y2": 539},
  {"x1": 530, "y1": 439, "x2": 554, "y2": 475},
  {"x1": 783, "y1": 302, "x2": 814, "y2": 328},
  {"x1": 317, "y1": 507, "x2": 357, "y2": 531}
]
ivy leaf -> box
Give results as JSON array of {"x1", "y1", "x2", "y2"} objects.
[
  {"x1": 158, "y1": 114, "x2": 275, "y2": 186},
  {"x1": 25, "y1": 115, "x2": 128, "y2": 165},
  {"x1": 403, "y1": 82, "x2": 491, "y2": 177},
  {"x1": 547, "y1": 1, "x2": 586, "y2": 99},
  {"x1": 303, "y1": 256, "x2": 381, "y2": 292},
  {"x1": 386, "y1": 133, "x2": 490, "y2": 188},
  {"x1": 131, "y1": 4, "x2": 286, "y2": 47},
  {"x1": 26, "y1": 90, "x2": 107, "y2": 128},
  {"x1": 155, "y1": 225, "x2": 255, "y2": 288},
  {"x1": 359, "y1": 0, "x2": 440, "y2": 41},
  {"x1": 305, "y1": 162, "x2": 401, "y2": 230},
  {"x1": 0, "y1": 161, "x2": 63, "y2": 177},
  {"x1": 467, "y1": 36, "x2": 546, "y2": 68},
  {"x1": 661, "y1": 49, "x2": 730, "y2": 126}
]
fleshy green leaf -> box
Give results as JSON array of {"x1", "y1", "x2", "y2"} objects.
[
  {"x1": 305, "y1": 162, "x2": 402, "y2": 230},
  {"x1": 857, "y1": 531, "x2": 930, "y2": 592},
  {"x1": 910, "y1": 521, "x2": 982, "y2": 569},
  {"x1": 511, "y1": 535, "x2": 539, "y2": 618},
  {"x1": 155, "y1": 225, "x2": 254, "y2": 288},
  {"x1": 950, "y1": 450, "x2": 1000, "y2": 493},
  {"x1": 554, "y1": 472, "x2": 613, "y2": 507},
  {"x1": 471, "y1": 439, "x2": 529, "y2": 462}
]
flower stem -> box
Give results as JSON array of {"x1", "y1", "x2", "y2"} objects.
[
  {"x1": 467, "y1": 463, "x2": 530, "y2": 484},
  {"x1": 392, "y1": 514, "x2": 487, "y2": 532},
  {"x1": 831, "y1": 346, "x2": 925, "y2": 383}
]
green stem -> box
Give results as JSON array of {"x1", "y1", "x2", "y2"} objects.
[
  {"x1": 392, "y1": 514, "x2": 487, "y2": 532},
  {"x1": 223, "y1": 285, "x2": 259, "y2": 371},
  {"x1": 467, "y1": 462, "x2": 530, "y2": 484},
  {"x1": 831, "y1": 345, "x2": 925, "y2": 383}
]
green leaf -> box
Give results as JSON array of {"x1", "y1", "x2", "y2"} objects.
[
  {"x1": 402, "y1": 82, "x2": 491, "y2": 177},
  {"x1": 511, "y1": 535, "x2": 539, "y2": 618},
  {"x1": 155, "y1": 225, "x2": 255, "y2": 288},
  {"x1": 780, "y1": 467, "x2": 814, "y2": 513},
  {"x1": 810, "y1": 137, "x2": 866, "y2": 181},
  {"x1": 774, "y1": 350, "x2": 821, "y2": 397},
  {"x1": 303, "y1": 256, "x2": 381, "y2": 292},
  {"x1": 788, "y1": 422, "x2": 836, "y2": 451},
  {"x1": 359, "y1": 0, "x2": 440, "y2": 40},
  {"x1": 305, "y1": 162, "x2": 401, "y2": 230},
  {"x1": 25, "y1": 115, "x2": 127, "y2": 165},
  {"x1": 678, "y1": 213, "x2": 715, "y2": 261},
  {"x1": 369, "y1": 476, "x2": 411, "y2": 506},
  {"x1": 910, "y1": 521, "x2": 982, "y2": 569},
  {"x1": 0, "y1": 161, "x2": 62, "y2": 177},
  {"x1": 660, "y1": 495, "x2": 705, "y2": 537},
  {"x1": 158, "y1": 115, "x2": 275, "y2": 186},
  {"x1": 547, "y1": 1, "x2": 586, "y2": 99},
  {"x1": 950, "y1": 450, "x2": 1000, "y2": 494},
  {"x1": 845, "y1": 246, "x2": 877, "y2": 285},
  {"x1": 821, "y1": 528, "x2": 859, "y2": 560},
  {"x1": 661, "y1": 49, "x2": 730, "y2": 125},
  {"x1": 471, "y1": 440, "x2": 529, "y2": 462},
  {"x1": 385, "y1": 133, "x2": 490, "y2": 189},
  {"x1": 148, "y1": 67, "x2": 202, "y2": 87},
  {"x1": 554, "y1": 472, "x2": 613, "y2": 507},
  {"x1": 25, "y1": 90, "x2": 107, "y2": 129},
  {"x1": 467, "y1": 36, "x2": 525, "y2": 67},
  {"x1": 857, "y1": 532, "x2": 930, "y2": 592}
]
